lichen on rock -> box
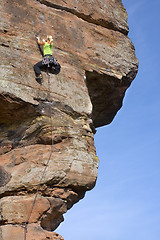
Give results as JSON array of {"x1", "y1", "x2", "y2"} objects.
[{"x1": 0, "y1": 0, "x2": 138, "y2": 239}]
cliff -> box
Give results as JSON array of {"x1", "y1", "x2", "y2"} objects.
[{"x1": 0, "y1": 0, "x2": 138, "y2": 239}]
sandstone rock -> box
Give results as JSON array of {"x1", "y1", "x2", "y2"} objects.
[
  {"x1": 0, "y1": 0, "x2": 138, "y2": 239},
  {"x1": 0, "y1": 224, "x2": 64, "y2": 240},
  {"x1": 38, "y1": 0, "x2": 129, "y2": 34}
]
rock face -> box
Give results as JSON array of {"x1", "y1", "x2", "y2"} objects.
[{"x1": 0, "y1": 0, "x2": 138, "y2": 239}]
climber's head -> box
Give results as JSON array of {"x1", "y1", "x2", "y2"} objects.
[{"x1": 47, "y1": 35, "x2": 53, "y2": 43}]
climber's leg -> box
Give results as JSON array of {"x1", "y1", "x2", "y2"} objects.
[
  {"x1": 33, "y1": 61, "x2": 43, "y2": 77},
  {"x1": 33, "y1": 61, "x2": 43, "y2": 84}
]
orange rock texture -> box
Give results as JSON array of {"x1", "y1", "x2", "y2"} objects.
[{"x1": 0, "y1": 0, "x2": 138, "y2": 239}]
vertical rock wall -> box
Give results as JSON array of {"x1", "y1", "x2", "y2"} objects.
[{"x1": 0, "y1": 0, "x2": 138, "y2": 239}]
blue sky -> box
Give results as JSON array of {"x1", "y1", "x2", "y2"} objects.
[{"x1": 57, "y1": 0, "x2": 160, "y2": 239}]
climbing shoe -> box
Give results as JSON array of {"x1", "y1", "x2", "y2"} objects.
[{"x1": 35, "y1": 74, "x2": 43, "y2": 84}]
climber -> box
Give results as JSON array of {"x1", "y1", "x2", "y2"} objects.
[{"x1": 33, "y1": 35, "x2": 61, "y2": 83}]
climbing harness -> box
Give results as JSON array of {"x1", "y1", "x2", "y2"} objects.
[
  {"x1": 42, "y1": 55, "x2": 58, "y2": 66},
  {"x1": 23, "y1": 66, "x2": 54, "y2": 240}
]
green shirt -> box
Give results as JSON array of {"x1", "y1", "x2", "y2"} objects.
[{"x1": 43, "y1": 41, "x2": 53, "y2": 56}]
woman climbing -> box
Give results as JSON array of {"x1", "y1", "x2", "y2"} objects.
[{"x1": 33, "y1": 35, "x2": 61, "y2": 84}]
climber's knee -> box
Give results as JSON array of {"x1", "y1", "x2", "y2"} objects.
[
  {"x1": 55, "y1": 63, "x2": 61, "y2": 74},
  {"x1": 50, "y1": 63, "x2": 61, "y2": 75}
]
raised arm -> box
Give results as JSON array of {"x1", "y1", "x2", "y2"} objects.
[{"x1": 36, "y1": 36, "x2": 45, "y2": 45}]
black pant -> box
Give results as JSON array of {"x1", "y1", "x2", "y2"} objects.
[
  {"x1": 33, "y1": 60, "x2": 44, "y2": 76},
  {"x1": 33, "y1": 57, "x2": 61, "y2": 76}
]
